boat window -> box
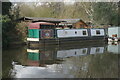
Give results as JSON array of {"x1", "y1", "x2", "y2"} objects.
[
  {"x1": 83, "y1": 31, "x2": 86, "y2": 35},
  {"x1": 96, "y1": 48, "x2": 100, "y2": 52},
  {"x1": 82, "y1": 49, "x2": 86, "y2": 54},
  {"x1": 96, "y1": 30, "x2": 100, "y2": 34}
]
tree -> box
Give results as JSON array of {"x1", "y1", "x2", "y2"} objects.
[
  {"x1": 118, "y1": 1, "x2": 120, "y2": 26},
  {"x1": 2, "y1": 1, "x2": 12, "y2": 48},
  {"x1": 2, "y1": 2, "x2": 12, "y2": 16},
  {"x1": 74, "y1": 2, "x2": 94, "y2": 23},
  {"x1": 93, "y1": 2, "x2": 119, "y2": 26},
  {"x1": 2, "y1": 1, "x2": 22, "y2": 49}
]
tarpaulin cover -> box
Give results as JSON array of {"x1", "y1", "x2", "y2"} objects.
[{"x1": 28, "y1": 22, "x2": 54, "y2": 29}]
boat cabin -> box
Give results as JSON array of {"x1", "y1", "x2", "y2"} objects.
[
  {"x1": 108, "y1": 27, "x2": 120, "y2": 38},
  {"x1": 28, "y1": 22, "x2": 56, "y2": 39},
  {"x1": 108, "y1": 27, "x2": 120, "y2": 41},
  {"x1": 17, "y1": 17, "x2": 106, "y2": 43}
]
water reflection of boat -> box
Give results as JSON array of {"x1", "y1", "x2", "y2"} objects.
[
  {"x1": 57, "y1": 48, "x2": 88, "y2": 58},
  {"x1": 107, "y1": 42, "x2": 120, "y2": 54},
  {"x1": 24, "y1": 43, "x2": 120, "y2": 66},
  {"x1": 90, "y1": 47, "x2": 105, "y2": 54},
  {"x1": 54, "y1": 46, "x2": 105, "y2": 58},
  {"x1": 26, "y1": 45, "x2": 105, "y2": 66},
  {"x1": 27, "y1": 49, "x2": 60, "y2": 67}
]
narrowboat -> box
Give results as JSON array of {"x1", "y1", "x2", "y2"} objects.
[
  {"x1": 27, "y1": 22, "x2": 106, "y2": 45},
  {"x1": 17, "y1": 17, "x2": 107, "y2": 45}
]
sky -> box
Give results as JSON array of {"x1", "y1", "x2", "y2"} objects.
[
  {"x1": 6, "y1": 0, "x2": 120, "y2": 2},
  {"x1": 9, "y1": 0, "x2": 75, "y2": 2},
  {"x1": 8, "y1": 0, "x2": 76, "y2": 5}
]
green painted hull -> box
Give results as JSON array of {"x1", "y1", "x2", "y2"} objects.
[
  {"x1": 28, "y1": 52, "x2": 39, "y2": 61},
  {"x1": 28, "y1": 29, "x2": 39, "y2": 38}
]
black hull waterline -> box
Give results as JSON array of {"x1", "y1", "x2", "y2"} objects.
[{"x1": 27, "y1": 36, "x2": 107, "y2": 46}]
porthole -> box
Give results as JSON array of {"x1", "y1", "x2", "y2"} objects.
[{"x1": 75, "y1": 31, "x2": 77, "y2": 34}]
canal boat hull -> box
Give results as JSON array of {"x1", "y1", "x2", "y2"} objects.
[{"x1": 27, "y1": 36, "x2": 106, "y2": 46}]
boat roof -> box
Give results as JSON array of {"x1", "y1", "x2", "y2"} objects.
[
  {"x1": 29, "y1": 22, "x2": 55, "y2": 25},
  {"x1": 17, "y1": 17, "x2": 66, "y2": 23},
  {"x1": 28, "y1": 22, "x2": 55, "y2": 29},
  {"x1": 60, "y1": 19, "x2": 82, "y2": 24}
]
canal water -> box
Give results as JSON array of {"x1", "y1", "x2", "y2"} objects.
[{"x1": 2, "y1": 42, "x2": 120, "y2": 78}]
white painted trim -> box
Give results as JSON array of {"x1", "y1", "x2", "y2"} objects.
[
  {"x1": 57, "y1": 29, "x2": 88, "y2": 38},
  {"x1": 27, "y1": 38, "x2": 39, "y2": 41},
  {"x1": 27, "y1": 49, "x2": 39, "y2": 53}
]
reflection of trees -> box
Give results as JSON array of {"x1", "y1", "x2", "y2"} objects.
[
  {"x1": 88, "y1": 54, "x2": 118, "y2": 78},
  {"x1": 64, "y1": 53, "x2": 118, "y2": 78},
  {"x1": 2, "y1": 46, "x2": 27, "y2": 78}
]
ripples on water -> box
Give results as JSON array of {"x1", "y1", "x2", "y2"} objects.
[{"x1": 2, "y1": 42, "x2": 120, "y2": 78}]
